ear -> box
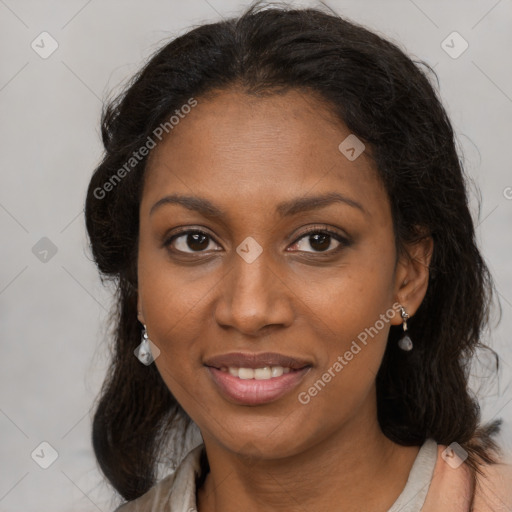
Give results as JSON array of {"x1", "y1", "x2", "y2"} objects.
[{"x1": 390, "y1": 232, "x2": 434, "y2": 326}]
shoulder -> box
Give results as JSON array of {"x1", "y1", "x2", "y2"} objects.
[
  {"x1": 422, "y1": 443, "x2": 512, "y2": 512},
  {"x1": 113, "y1": 473, "x2": 176, "y2": 512},
  {"x1": 113, "y1": 443, "x2": 205, "y2": 512},
  {"x1": 473, "y1": 456, "x2": 512, "y2": 511}
]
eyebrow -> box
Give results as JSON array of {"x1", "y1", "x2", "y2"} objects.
[{"x1": 149, "y1": 192, "x2": 367, "y2": 218}]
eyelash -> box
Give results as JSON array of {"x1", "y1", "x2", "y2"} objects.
[
  {"x1": 163, "y1": 225, "x2": 351, "y2": 255},
  {"x1": 293, "y1": 226, "x2": 351, "y2": 248}
]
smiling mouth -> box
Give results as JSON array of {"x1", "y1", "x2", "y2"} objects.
[
  {"x1": 214, "y1": 365, "x2": 306, "y2": 380},
  {"x1": 205, "y1": 365, "x2": 312, "y2": 406}
]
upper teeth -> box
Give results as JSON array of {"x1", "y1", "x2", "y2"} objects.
[{"x1": 220, "y1": 366, "x2": 292, "y2": 379}]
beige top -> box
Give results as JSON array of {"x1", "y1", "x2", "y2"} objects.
[{"x1": 114, "y1": 439, "x2": 512, "y2": 511}]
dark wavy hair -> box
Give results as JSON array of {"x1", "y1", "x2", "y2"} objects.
[{"x1": 85, "y1": 0, "x2": 502, "y2": 504}]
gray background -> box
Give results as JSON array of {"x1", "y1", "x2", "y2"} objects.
[{"x1": 1, "y1": 0, "x2": 511, "y2": 510}]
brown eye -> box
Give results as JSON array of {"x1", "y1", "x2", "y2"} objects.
[
  {"x1": 166, "y1": 230, "x2": 219, "y2": 253},
  {"x1": 290, "y1": 229, "x2": 350, "y2": 254}
]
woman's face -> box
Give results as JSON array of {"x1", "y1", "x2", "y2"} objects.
[{"x1": 137, "y1": 88, "x2": 409, "y2": 457}]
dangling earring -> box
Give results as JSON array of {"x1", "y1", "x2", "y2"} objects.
[
  {"x1": 137, "y1": 325, "x2": 154, "y2": 365},
  {"x1": 398, "y1": 306, "x2": 413, "y2": 351}
]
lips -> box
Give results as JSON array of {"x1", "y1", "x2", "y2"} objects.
[
  {"x1": 206, "y1": 365, "x2": 311, "y2": 405},
  {"x1": 203, "y1": 352, "x2": 312, "y2": 371}
]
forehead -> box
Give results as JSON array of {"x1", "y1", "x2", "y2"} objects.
[{"x1": 141, "y1": 88, "x2": 388, "y2": 222}]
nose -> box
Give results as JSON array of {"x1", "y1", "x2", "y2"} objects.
[{"x1": 214, "y1": 245, "x2": 295, "y2": 336}]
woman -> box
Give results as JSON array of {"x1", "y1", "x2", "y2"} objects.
[{"x1": 85, "y1": 2, "x2": 512, "y2": 511}]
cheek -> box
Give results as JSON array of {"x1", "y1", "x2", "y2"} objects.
[
  {"x1": 294, "y1": 244, "x2": 396, "y2": 405},
  {"x1": 139, "y1": 263, "x2": 214, "y2": 417},
  {"x1": 136, "y1": 243, "x2": 215, "y2": 391},
  {"x1": 301, "y1": 244, "x2": 396, "y2": 346},
  {"x1": 137, "y1": 223, "x2": 218, "y2": 332},
  {"x1": 138, "y1": 262, "x2": 214, "y2": 356},
  {"x1": 294, "y1": 297, "x2": 393, "y2": 437}
]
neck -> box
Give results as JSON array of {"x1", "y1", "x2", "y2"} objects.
[{"x1": 196, "y1": 393, "x2": 420, "y2": 512}]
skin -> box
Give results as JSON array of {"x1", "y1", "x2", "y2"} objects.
[{"x1": 136, "y1": 87, "x2": 433, "y2": 512}]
